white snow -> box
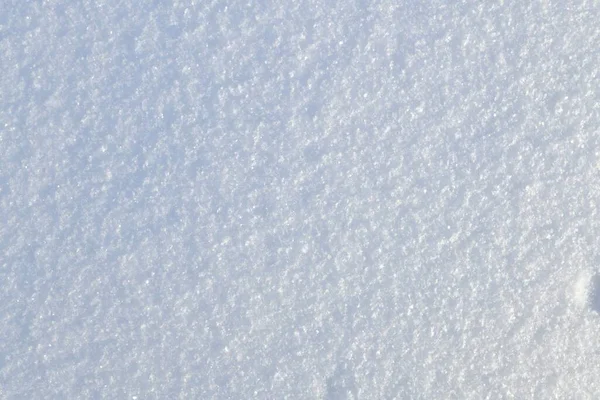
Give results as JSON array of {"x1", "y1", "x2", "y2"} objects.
[{"x1": 1, "y1": 0, "x2": 600, "y2": 398}]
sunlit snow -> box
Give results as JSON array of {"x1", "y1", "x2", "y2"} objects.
[{"x1": 1, "y1": 1, "x2": 600, "y2": 398}]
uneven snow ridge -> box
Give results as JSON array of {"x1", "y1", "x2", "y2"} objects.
[{"x1": 1, "y1": 1, "x2": 600, "y2": 399}]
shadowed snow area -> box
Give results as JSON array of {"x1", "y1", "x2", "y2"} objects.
[{"x1": 1, "y1": 0, "x2": 600, "y2": 398}]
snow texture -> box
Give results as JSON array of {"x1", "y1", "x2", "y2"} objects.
[{"x1": 1, "y1": 0, "x2": 600, "y2": 399}]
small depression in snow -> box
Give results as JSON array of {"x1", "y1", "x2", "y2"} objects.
[{"x1": 589, "y1": 273, "x2": 600, "y2": 314}]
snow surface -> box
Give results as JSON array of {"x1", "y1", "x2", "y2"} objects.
[{"x1": 1, "y1": 0, "x2": 600, "y2": 399}]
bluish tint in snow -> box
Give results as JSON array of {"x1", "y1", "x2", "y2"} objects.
[{"x1": 1, "y1": 0, "x2": 600, "y2": 398}]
